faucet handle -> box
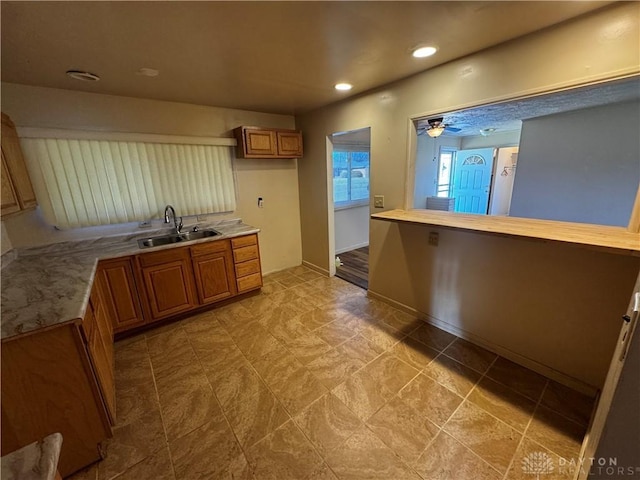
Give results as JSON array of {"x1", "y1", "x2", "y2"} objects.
[
  {"x1": 177, "y1": 216, "x2": 183, "y2": 233},
  {"x1": 192, "y1": 224, "x2": 200, "y2": 232}
]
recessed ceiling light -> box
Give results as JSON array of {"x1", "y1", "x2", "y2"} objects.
[
  {"x1": 136, "y1": 67, "x2": 159, "y2": 77},
  {"x1": 480, "y1": 128, "x2": 497, "y2": 136},
  {"x1": 66, "y1": 70, "x2": 100, "y2": 82},
  {"x1": 412, "y1": 46, "x2": 437, "y2": 58},
  {"x1": 335, "y1": 83, "x2": 353, "y2": 91}
]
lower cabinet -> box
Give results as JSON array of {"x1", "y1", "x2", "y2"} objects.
[
  {"x1": 1, "y1": 312, "x2": 113, "y2": 477},
  {"x1": 135, "y1": 247, "x2": 199, "y2": 321},
  {"x1": 191, "y1": 240, "x2": 237, "y2": 304},
  {"x1": 232, "y1": 234, "x2": 263, "y2": 293},
  {"x1": 98, "y1": 257, "x2": 145, "y2": 334}
]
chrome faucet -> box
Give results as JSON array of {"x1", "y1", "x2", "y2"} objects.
[{"x1": 164, "y1": 205, "x2": 183, "y2": 234}]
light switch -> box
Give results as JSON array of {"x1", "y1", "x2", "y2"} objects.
[{"x1": 374, "y1": 195, "x2": 385, "y2": 208}]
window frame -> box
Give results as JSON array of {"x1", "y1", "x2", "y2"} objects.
[{"x1": 332, "y1": 147, "x2": 370, "y2": 209}]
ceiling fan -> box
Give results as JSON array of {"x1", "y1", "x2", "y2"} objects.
[{"x1": 416, "y1": 117, "x2": 461, "y2": 138}]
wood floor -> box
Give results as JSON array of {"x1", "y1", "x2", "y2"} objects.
[{"x1": 335, "y1": 246, "x2": 369, "y2": 290}]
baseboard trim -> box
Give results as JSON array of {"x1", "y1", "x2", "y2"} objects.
[
  {"x1": 335, "y1": 242, "x2": 369, "y2": 255},
  {"x1": 302, "y1": 260, "x2": 330, "y2": 277},
  {"x1": 367, "y1": 289, "x2": 598, "y2": 397}
]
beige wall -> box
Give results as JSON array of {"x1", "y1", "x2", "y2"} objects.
[
  {"x1": 296, "y1": 3, "x2": 640, "y2": 388},
  {"x1": 1, "y1": 83, "x2": 302, "y2": 274}
]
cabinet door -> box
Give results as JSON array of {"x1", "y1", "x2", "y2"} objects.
[
  {"x1": 98, "y1": 257, "x2": 146, "y2": 333},
  {"x1": 1, "y1": 113, "x2": 37, "y2": 211},
  {"x1": 244, "y1": 128, "x2": 277, "y2": 156},
  {"x1": 192, "y1": 242, "x2": 236, "y2": 305},
  {"x1": 86, "y1": 298, "x2": 116, "y2": 425},
  {"x1": 277, "y1": 131, "x2": 303, "y2": 157},
  {"x1": 1, "y1": 152, "x2": 20, "y2": 216},
  {"x1": 137, "y1": 248, "x2": 198, "y2": 321}
]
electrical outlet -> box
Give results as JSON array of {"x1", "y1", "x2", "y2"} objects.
[
  {"x1": 428, "y1": 231, "x2": 439, "y2": 246},
  {"x1": 374, "y1": 195, "x2": 385, "y2": 208}
]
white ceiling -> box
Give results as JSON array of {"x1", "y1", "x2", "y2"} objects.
[{"x1": 0, "y1": 1, "x2": 612, "y2": 115}]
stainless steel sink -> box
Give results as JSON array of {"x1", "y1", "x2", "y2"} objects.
[{"x1": 137, "y1": 229, "x2": 220, "y2": 248}]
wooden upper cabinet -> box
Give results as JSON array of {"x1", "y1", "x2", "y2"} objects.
[
  {"x1": 234, "y1": 126, "x2": 303, "y2": 159},
  {"x1": 136, "y1": 247, "x2": 198, "y2": 321},
  {"x1": 1, "y1": 113, "x2": 37, "y2": 216},
  {"x1": 98, "y1": 257, "x2": 146, "y2": 334}
]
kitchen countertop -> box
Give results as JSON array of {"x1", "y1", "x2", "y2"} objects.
[{"x1": 1, "y1": 219, "x2": 259, "y2": 339}]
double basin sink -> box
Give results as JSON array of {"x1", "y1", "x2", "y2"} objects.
[{"x1": 137, "y1": 229, "x2": 221, "y2": 248}]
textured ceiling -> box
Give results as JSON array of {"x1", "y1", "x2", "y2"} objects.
[
  {"x1": 0, "y1": 1, "x2": 612, "y2": 115},
  {"x1": 416, "y1": 76, "x2": 640, "y2": 137}
]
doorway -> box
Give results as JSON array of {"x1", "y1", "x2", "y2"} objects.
[{"x1": 330, "y1": 127, "x2": 371, "y2": 289}]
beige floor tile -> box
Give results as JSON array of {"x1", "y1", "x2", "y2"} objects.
[
  {"x1": 359, "y1": 322, "x2": 405, "y2": 351},
  {"x1": 324, "y1": 425, "x2": 422, "y2": 480},
  {"x1": 526, "y1": 406, "x2": 586, "y2": 460},
  {"x1": 377, "y1": 309, "x2": 423, "y2": 334},
  {"x1": 235, "y1": 326, "x2": 282, "y2": 362},
  {"x1": 98, "y1": 410, "x2": 166, "y2": 480},
  {"x1": 158, "y1": 381, "x2": 225, "y2": 441},
  {"x1": 211, "y1": 364, "x2": 267, "y2": 410},
  {"x1": 306, "y1": 347, "x2": 363, "y2": 389},
  {"x1": 409, "y1": 323, "x2": 457, "y2": 352},
  {"x1": 181, "y1": 311, "x2": 223, "y2": 336},
  {"x1": 115, "y1": 377, "x2": 160, "y2": 427},
  {"x1": 110, "y1": 447, "x2": 175, "y2": 480},
  {"x1": 540, "y1": 380, "x2": 595, "y2": 426},
  {"x1": 169, "y1": 417, "x2": 247, "y2": 480},
  {"x1": 257, "y1": 304, "x2": 300, "y2": 330},
  {"x1": 338, "y1": 334, "x2": 384, "y2": 365},
  {"x1": 443, "y1": 338, "x2": 497, "y2": 373},
  {"x1": 268, "y1": 366, "x2": 328, "y2": 416},
  {"x1": 486, "y1": 357, "x2": 548, "y2": 402},
  {"x1": 252, "y1": 347, "x2": 303, "y2": 387},
  {"x1": 260, "y1": 281, "x2": 288, "y2": 295},
  {"x1": 286, "y1": 332, "x2": 333, "y2": 365},
  {"x1": 298, "y1": 307, "x2": 346, "y2": 331},
  {"x1": 294, "y1": 393, "x2": 363, "y2": 457},
  {"x1": 398, "y1": 373, "x2": 463, "y2": 426},
  {"x1": 186, "y1": 328, "x2": 236, "y2": 359},
  {"x1": 444, "y1": 400, "x2": 522, "y2": 473},
  {"x1": 315, "y1": 320, "x2": 358, "y2": 347},
  {"x1": 390, "y1": 336, "x2": 439, "y2": 371},
  {"x1": 267, "y1": 317, "x2": 311, "y2": 345},
  {"x1": 267, "y1": 289, "x2": 306, "y2": 307},
  {"x1": 307, "y1": 463, "x2": 339, "y2": 480},
  {"x1": 366, "y1": 396, "x2": 439, "y2": 463},
  {"x1": 225, "y1": 388, "x2": 290, "y2": 448},
  {"x1": 424, "y1": 354, "x2": 482, "y2": 396},
  {"x1": 246, "y1": 420, "x2": 324, "y2": 480},
  {"x1": 413, "y1": 431, "x2": 502, "y2": 480},
  {"x1": 277, "y1": 275, "x2": 308, "y2": 289},
  {"x1": 332, "y1": 368, "x2": 394, "y2": 421},
  {"x1": 505, "y1": 437, "x2": 577, "y2": 480},
  {"x1": 363, "y1": 352, "x2": 419, "y2": 395},
  {"x1": 468, "y1": 377, "x2": 537, "y2": 432},
  {"x1": 198, "y1": 344, "x2": 250, "y2": 383}
]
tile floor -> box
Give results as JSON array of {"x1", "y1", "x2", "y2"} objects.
[{"x1": 70, "y1": 265, "x2": 595, "y2": 480}]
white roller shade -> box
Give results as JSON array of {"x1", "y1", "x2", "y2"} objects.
[{"x1": 20, "y1": 138, "x2": 236, "y2": 228}]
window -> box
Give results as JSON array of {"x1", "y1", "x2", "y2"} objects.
[
  {"x1": 332, "y1": 149, "x2": 370, "y2": 206},
  {"x1": 20, "y1": 137, "x2": 236, "y2": 228},
  {"x1": 436, "y1": 147, "x2": 456, "y2": 197}
]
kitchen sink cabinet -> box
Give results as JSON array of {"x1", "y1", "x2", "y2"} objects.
[
  {"x1": 98, "y1": 257, "x2": 146, "y2": 333},
  {"x1": 135, "y1": 247, "x2": 199, "y2": 322},
  {"x1": 191, "y1": 240, "x2": 237, "y2": 305},
  {"x1": 234, "y1": 126, "x2": 303, "y2": 159},
  {"x1": 1, "y1": 113, "x2": 37, "y2": 217}
]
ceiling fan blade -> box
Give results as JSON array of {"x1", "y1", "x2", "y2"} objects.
[{"x1": 444, "y1": 126, "x2": 461, "y2": 132}]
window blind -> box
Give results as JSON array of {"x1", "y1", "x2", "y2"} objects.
[{"x1": 20, "y1": 138, "x2": 236, "y2": 228}]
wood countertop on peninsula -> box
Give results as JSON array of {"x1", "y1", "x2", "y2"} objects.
[{"x1": 372, "y1": 209, "x2": 640, "y2": 257}]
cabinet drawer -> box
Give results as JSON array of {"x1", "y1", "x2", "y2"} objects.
[
  {"x1": 138, "y1": 246, "x2": 189, "y2": 267},
  {"x1": 237, "y1": 273, "x2": 262, "y2": 292},
  {"x1": 231, "y1": 234, "x2": 257, "y2": 249},
  {"x1": 191, "y1": 239, "x2": 229, "y2": 256},
  {"x1": 233, "y1": 245, "x2": 258, "y2": 263},
  {"x1": 235, "y1": 258, "x2": 260, "y2": 278}
]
